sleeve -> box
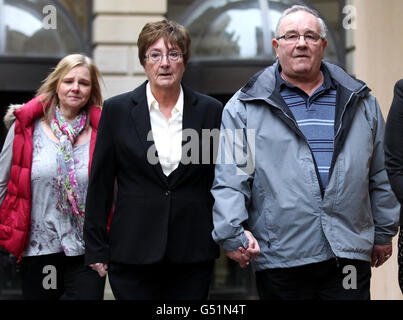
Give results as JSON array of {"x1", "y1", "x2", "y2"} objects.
[
  {"x1": 211, "y1": 94, "x2": 254, "y2": 251},
  {"x1": 207, "y1": 100, "x2": 224, "y2": 192},
  {"x1": 385, "y1": 80, "x2": 403, "y2": 214},
  {"x1": 83, "y1": 101, "x2": 116, "y2": 265},
  {"x1": 367, "y1": 95, "x2": 400, "y2": 244},
  {"x1": 0, "y1": 123, "x2": 15, "y2": 207}
]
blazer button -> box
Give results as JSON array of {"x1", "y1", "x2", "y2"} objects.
[{"x1": 165, "y1": 190, "x2": 171, "y2": 196}]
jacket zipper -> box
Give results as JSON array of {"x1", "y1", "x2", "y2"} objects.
[
  {"x1": 270, "y1": 85, "x2": 368, "y2": 195},
  {"x1": 266, "y1": 86, "x2": 367, "y2": 263},
  {"x1": 273, "y1": 105, "x2": 325, "y2": 195},
  {"x1": 334, "y1": 85, "x2": 368, "y2": 139}
]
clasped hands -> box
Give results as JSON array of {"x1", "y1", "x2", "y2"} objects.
[
  {"x1": 90, "y1": 237, "x2": 387, "y2": 273},
  {"x1": 225, "y1": 230, "x2": 260, "y2": 268},
  {"x1": 90, "y1": 230, "x2": 261, "y2": 275},
  {"x1": 371, "y1": 243, "x2": 393, "y2": 268}
]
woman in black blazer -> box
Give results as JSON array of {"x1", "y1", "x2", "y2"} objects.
[
  {"x1": 385, "y1": 79, "x2": 403, "y2": 294},
  {"x1": 83, "y1": 20, "x2": 223, "y2": 299}
]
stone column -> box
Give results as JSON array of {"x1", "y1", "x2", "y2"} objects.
[
  {"x1": 354, "y1": 0, "x2": 403, "y2": 300},
  {"x1": 92, "y1": 0, "x2": 167, "y2": 99}
]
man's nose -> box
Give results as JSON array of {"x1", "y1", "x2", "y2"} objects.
[{"x1": 296, "y1": 35, "x2": 308, "y2": 45}]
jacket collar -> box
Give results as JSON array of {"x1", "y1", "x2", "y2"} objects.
[
  {"x1": 14, "y1": 96, "x2": 46, "y2": 127},
  {"x1": 239, "y1": 60, "x2": 370, "y2": 104},
  {"x1": 11, "y1": 96, "x2": 101, "y2": 130},
  {"x1": 129, "y1": 81, "x2": 198, "y2": 107},
  {"x1": 88, "y1": 105, "x2": 102, "y2": 130},
  {"x1": 237, "y1": 60, "x2": 372, "y2": 198},
  {"x1": 275, "y1": 62, "x2": 337, "y2": 92},
  {"x1": 128, "y1": 81, "x2": 200, "y2": 133}
]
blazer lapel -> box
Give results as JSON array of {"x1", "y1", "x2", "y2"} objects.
[
  {"x1": 129, "y1": 82, "x2": 167, "y2": 183},
  {"x1": 169, "y1": 84, "x2": 202, "y2": 187},
  {"x1": 182, "y1": 84, "x2": 203, "y2": 136}
]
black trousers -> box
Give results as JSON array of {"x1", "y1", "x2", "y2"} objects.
[
  {"x1": 20, "y1": 252, "x2": 105, "y2": 300},
  {"x1": 255, "y1": 258, "x2": 371, "y2": 300},
  {"x1": 108, "y1": 259, "x2": 215, "y2": 300}
]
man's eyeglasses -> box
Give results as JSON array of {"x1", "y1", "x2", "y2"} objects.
[
  {"x1": 276, "y1": 31, "x2": 323, "y2": 44},
  {"x1": 144, "y1": 51, "x2": 183, "y2": 63}
]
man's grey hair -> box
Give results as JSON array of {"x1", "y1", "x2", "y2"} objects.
[{"x1": 275, "y1": 5, "x2": 328, "y2": 38}]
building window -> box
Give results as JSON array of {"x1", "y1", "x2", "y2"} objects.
[
  {"x1": 177, "y1": 0, "x2": 341, "y2": 64},
  {"x1": 0, "y1": 0, "x2": 90, "y2": 57}
]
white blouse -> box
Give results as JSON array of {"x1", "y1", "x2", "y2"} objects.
[{"x1": 146, "y1": 83, "x2": 184, "y2": 176}]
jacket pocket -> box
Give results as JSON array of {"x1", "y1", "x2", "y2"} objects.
[{"x1": 262, "y1": 197, "x2": 278, "y2": 247}]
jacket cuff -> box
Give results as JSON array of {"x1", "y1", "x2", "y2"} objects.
[
  {"x1": 374, "y1": 234, "x2": 393, "y2": 245},
  {"x1": 84, "y1": 249, "x2": 109, "y2": 266},
  {"x1": 221, "y1": 232, "x2": 249, "y2": 251}
]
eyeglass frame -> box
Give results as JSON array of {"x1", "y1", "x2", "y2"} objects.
[
  {"x1": 276, "y1": 30, "x2": 324, "y2": 44},
  {"x1": 144, "y1": 50, "x2": 184, "y2": 63}
]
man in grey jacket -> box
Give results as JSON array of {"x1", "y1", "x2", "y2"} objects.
[{"x1": 211, "y1": 5, "x2": 400, "y2": 299}]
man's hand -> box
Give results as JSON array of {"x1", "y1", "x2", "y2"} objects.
[
  {"x1": 225, "y1": 230, "x2": 260, "y2": 268},
  {"x1": 244, "y1": 230, "x2": 260, "y2": 259},
  {"x1": 225, "y1": 247, "x2": 251, "y2": 268},
  {"x1": 89, "y1": 263, "x2": 108, "y2": 277},
  {"x1": 371, "y1": 244, "x2": 392, "y2": 268}
]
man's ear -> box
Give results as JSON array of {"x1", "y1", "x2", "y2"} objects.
[
  {"x1": 272, "y1": 38, "x2": 279, "y2": 59},
  {"x1": 321, "y1": 38, "x2": 328, "y2": 56}
]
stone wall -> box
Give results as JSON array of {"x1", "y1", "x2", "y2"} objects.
[{"x1": 92, "y1": 0, "x2": 167, "y2": 99}]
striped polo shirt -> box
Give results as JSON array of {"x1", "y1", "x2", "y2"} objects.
[{"x1": 276, "y1": 65, "x2": 337, "y2": 189}]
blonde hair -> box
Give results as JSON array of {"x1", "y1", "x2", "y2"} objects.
[{"x1": 36, "y1": 53, "x2": 103, "y2": 125}]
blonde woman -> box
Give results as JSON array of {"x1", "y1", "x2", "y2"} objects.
[{"x1": 0, "y1": 54, "x2": 105, "y2": 299}]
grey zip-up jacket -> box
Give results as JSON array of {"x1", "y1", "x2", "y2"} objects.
[{"x1": 211, "y1": 61, "x2": 400, "y2": 270}]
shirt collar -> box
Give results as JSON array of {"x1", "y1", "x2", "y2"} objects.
[
  {"x1": 146, "y1": 82, "x2": 184, "y2": 116},
  {"x1": 275, "y1": 62, "x2": 337, "y2": 92}
]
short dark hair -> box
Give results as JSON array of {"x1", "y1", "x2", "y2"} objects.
[{"x1": 138, "y1": 20, "x2": 191, "y2": 66}]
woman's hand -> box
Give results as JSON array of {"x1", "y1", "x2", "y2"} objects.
[
  {"x1": 89, "y1": 263, "x2": 108, "y2": 277},
  {"x1": 225, "y1": 230, "x2": 260, "y2": 268},
  {"x1": 244, "y1": 230, "x2": 260, "y2": 259}
]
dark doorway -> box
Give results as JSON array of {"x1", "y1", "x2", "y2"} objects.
[{"x1": 0, "y1": 91, "x2": 35, "y2": 150}]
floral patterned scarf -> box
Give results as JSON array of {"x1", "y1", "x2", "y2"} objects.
[{"x1": 51, "y1": 107, "x2": 87, "y2": 217}]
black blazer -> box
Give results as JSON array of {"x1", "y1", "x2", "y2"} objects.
[
  {"x1": 84, "y1": 82, "x2": 223, "y2": 265},
  {"x1": 385, "y1": 79, "x2": 403, "y2": 225}
]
